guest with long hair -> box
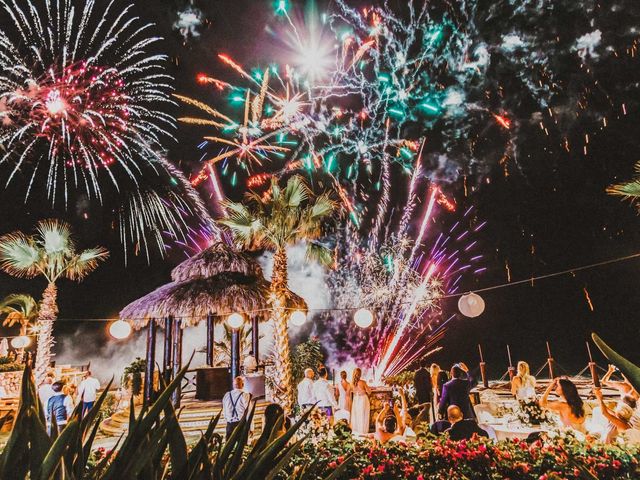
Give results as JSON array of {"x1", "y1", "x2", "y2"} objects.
[
  {"x1": 541, "y1": 378, "x2": 586, "y2": 433},
  {"x1": 350, "y1": 367, "x2": 371, "y2": 435},
  {"x1": 511, "y1": 361, "x2": 537, "y2": 400}
]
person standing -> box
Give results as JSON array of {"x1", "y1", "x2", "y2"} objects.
[
  {"x1": 78, "y1": 371, "x2": 100, "y2": 418},
  {"x1": 350, "y1": 367, "x2": 371, "y2": 435},
  {"x1": 46, "y1": 381, "x2": 74, "y2": 432},
  {"x1": 414, "y1": 359, "x2": 432, "y2": 405},
  {"x1": 438, "y1": 363, "x2": 477, "y2": 420},
  {"x1": 222, "y1": 376, "x2": 252, "y2": 438},
  {"x1": 337, "y1": 370, "x2": 352, "y2": 415},
  {"x1": 38, "y1": 373, "x2": 55, "y2": 409},
  {"x1": 313, "y1": 367, "x2": 338, "y2": 423},
  {"x1": 297, "y1": 368, "x2": 316, "y2": 410}
]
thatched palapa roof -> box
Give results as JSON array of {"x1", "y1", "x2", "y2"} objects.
[
  {"x1": 171, "y1": 242, "x2": 262, "y2": 282},
  {"x1": 119, "y1": 243, "x2": 307, "y2": 329}
]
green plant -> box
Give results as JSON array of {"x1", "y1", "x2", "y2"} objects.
[
  {"x1": 290, "y1": 337, "x2": 324, "y2": 384},
  {"x1": 0, "y1": 219, "x2": 108, "y2": 383},
  {"x1": 0, "y1": 358, "x2": 350, "y2": 479},
  {"x1": 383, "y1": 370, "x2": 414, "y2": 387},
  {"x1": 0, "y1": 359, "x2": 24, "y2": 372},
  {"x1": 220, "y1": 175, "x2": 335, "y2": 410},
  {"x1": 122, "y1": 357, "x2": 146, "y2": 397}
]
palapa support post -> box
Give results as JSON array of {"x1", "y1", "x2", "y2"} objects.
[
  {"x1": 251, "y1": 315, "x2": 259, "y2": 363},
  {"x1": 206, "y1": 313, "x2": 215, "y2": 367},
  {"x1": 587, "y1": 341, "x2": 601, "y2": 388},
  {"x1": 171, "y1": 318, "x2": 183, "y2": 407},
  {"x1": 144, "y1": 318, "x2": 157, "y2": 404},
  {"x1": 230, "y1": 327, "x2": 240, "y2": 388},
  {"x1": 546, "y1": 341, "x2": 555, "y2": 379},
  {"x1": 507, "y1": 345, "x2": 516, "y2": 381},
  {"x1": 163, "y1": 316, "x2": 174, "y2": 383},
  {"x1": 478, "y1": 344, "x2": 488, "y2": 388}
]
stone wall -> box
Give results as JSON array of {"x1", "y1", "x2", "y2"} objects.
[{"x1": 0, "y1": 370, "x2": 23, "y2": 397}]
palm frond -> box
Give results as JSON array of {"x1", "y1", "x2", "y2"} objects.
[
  {"x1": 0, "y1": 232, "x2": 41, "y2": 278},
  {"x1": 219, "y1": 201, "x2": 263, "y2": 247},
  {"x1": 305, "y1": 242, "x2": 334, "y2": 268},
  {"x1": 282, "y1": 175, "x2": 309, "y2": 208},
  {"x1": 65, "y1": 248, "x2": 109, "y2": 281},
  {"x1": 36, "y1": 219, "x2": 75, "y2": 255},
  {"x1": 0, "y1": 294, "x2": 38, "y2": 328},
  {"x1": 309, "y1": 193, "x2": 335, "y2": 221},
  {"x1": 607, "y1": 179, "x2": 640, "y2": 200}
]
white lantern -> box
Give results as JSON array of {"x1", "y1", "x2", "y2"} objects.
[
  {"x1": 458, "y1": 293, "x2": 485, "y2": 318},
  {"x1": 227, "y1": 312, "x2": 244, "y2": 329},
  {"x1": 109, "y1": 320, "x2": 132, "y2": 339},
  {"x1": 10, "y1": 335, "x2": 30, "y2": 349},
  {"x1": 289, "y1": 310, "x2": 307, "y2": 327},
  {"x1": 354, "y1": 308, "x2": 374, "y2": 328}
]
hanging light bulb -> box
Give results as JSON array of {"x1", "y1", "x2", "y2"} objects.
[
  {"x1": 109, "y1": 320, "x2": 132, "y2": 339},
  {"x1": 289, "y1": 310, "x2": 307, "y2": 327},
  {"x1": 227, "y1": 312, "x2": 244, "y2": 329},
  {"x1": 11, "y1": 336, "x2": 30, "y2": 349},
  {"x1": 354, "y1": 308, "x2": 374, "y2": 328}
]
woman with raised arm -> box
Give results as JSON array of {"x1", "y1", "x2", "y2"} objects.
[{"x1": 541, "y1": 378, "x2": 586, "y2": 433}]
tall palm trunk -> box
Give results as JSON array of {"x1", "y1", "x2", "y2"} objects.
[
  {"x1": 35, "y1": 283, "x2": 58, "y2": 384},
  {"x1": 270, "y1": 247, "x2": 294, "y2": 412}
]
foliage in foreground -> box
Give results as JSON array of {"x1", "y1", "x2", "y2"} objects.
[
  {"x1": 279, "y1": 432, "x2": 639, "y2": 480},
  {"x1": 0, "y1": 364, "x2": 349, "y2": 480}
]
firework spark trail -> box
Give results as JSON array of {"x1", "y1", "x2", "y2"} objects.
[
  {"x1": 376, "y1": 263, "x2": 437, "y2": 381},
  {"x1": 409, "y1": 188, "x2": 439, "y2": 264}
]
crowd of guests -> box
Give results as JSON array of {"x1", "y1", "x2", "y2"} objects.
[
  {"x1": 37, "y1": 370, "x2": 100, "y2": 430},
  {"x1": 221, "y1": 358, "x2": 640, "y2": 447}
]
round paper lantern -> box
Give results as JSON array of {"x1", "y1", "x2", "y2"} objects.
[
  {"x1": 11, "y1": 335, "x2": 30, "y2": 349},
  {"x1": 458, "y1": 293, "x2": 485, "y2": 318},
  {"x1": 289, "y1": 310, "x2": 307, "y2": 327},
  {"x1": 109, "y1": 320, "x2": 132, "y2": 339},
  {"x1": 354, "y1": 308, "x2": 374, "y2": 328},
  {"x1": 227, "y1": 312, "x2": 244, "y2": 329}
]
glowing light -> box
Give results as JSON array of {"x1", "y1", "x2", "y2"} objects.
[
  {"x1": 10, "y1": 336, "x2": 30, "y2": 349},
  {"x1": 290, "y1": 310, "x2": 307, "y2": 326},
  {"x1": 353, "y1": 308, "x2": 374, "y2": 328},
  {"x1": 45, "y1": 90, "x2": 66, "y2": 115},
  {"x1": 227, "y1": 312, "x2": 244, "y2": 329},
  {"x1": 109, "y1": 320, "x2": 132, "y2": 340},
  {"x1": 458, "y1": 292, "x2": 485, "y2": 318}
]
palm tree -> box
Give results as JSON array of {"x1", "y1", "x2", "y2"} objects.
[
  {"x1": 219, "y1": 175, "x2": 335, "y2": 411},
  {"x1": 0, "y1": 293, "x2": 38, "y2": 362},
  {"x1": 0, "y1": 219, "x2": 108, "y2": 383},
  {"x1": 608, "y1": 163, "x2": 640, "y2": 202}
]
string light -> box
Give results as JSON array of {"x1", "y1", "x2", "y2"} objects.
[{"x1": 226, "y1": 312, "x2": 244, "y2": 329}]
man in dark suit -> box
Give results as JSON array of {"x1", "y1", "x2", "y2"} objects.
[
  {"x1": 438, "y1": 363, "x2": 477, "y2": 420},
  {"x1": 413, "y1": 358, "x2": 432, "y2": 405},
  {"x1": 446, "y1": 405, "x2": 489, "y2": 441}
]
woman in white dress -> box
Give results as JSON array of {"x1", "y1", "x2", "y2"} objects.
[
  {"x1": 350, "y1": 368, "x2": 371, "y2": 434},
  {"x1": 337, "y1": 370, "x2": 352, "y2": 415},
  {"x1": 511, "y1": 361, "x2": 537, "y2": 401}
]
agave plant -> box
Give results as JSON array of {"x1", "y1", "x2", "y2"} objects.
[
  {"x1": 220, "y1": 175, "x2": 335, "y2": 411},
  {"x1": 0, "y1": 220, "x2": 108, "y2": 383},
  {"x1": 0, "y1": 360, "x2": 351, "y2": 479}
]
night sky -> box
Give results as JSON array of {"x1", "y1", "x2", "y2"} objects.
[{"x1": 1, "y1": 0, "x2": 640, "y2": 378}]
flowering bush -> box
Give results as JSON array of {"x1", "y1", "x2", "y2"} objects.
[{"x1": 280, "y1": 429, "x2": 640, "y2": 479}]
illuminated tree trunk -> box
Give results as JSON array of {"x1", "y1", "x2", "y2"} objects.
[
  {"x1": 270, "y1": 247, "x2": 294, "y2": 413},
  {"x1": 35, "y1": 283, "x2": 58, "y2": 385}
]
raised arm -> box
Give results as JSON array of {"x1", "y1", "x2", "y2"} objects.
[
  {"x1": 594, "y1": 388, "x2": 630, "y2": 431},
  {"x1": 393, "y1": 401, "x2": 406, "y2": 434},
  {"x1": 511, "y1": 376, "x2": 522, "y2": 396},
  {"x1": 540, "y1": 379, "x2": 563, "y2": 412},
  {"x1": 376, "y1": 403, "x2": 390, "y2": 429}
]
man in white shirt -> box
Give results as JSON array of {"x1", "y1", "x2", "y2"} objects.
[
  {"x1": 38, "y1": 373, "x2": 55, "y2": 408},
  {"x1": 297, "y1": 368, "x2": 315, "y2": 410},
  {"x1": 78, "y1": 370, "x2": 100, "y2": 418},
  {"x1": 222, "y1": 376, "x2": 252, "y2": 438},
  {"x1": 313, "y1": 367, "x2": 338, "y2": 423}
]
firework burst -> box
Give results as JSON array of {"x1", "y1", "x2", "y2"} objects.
[{"x1": 0, "y1": 0, "x2": 175, "y2": 204}]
